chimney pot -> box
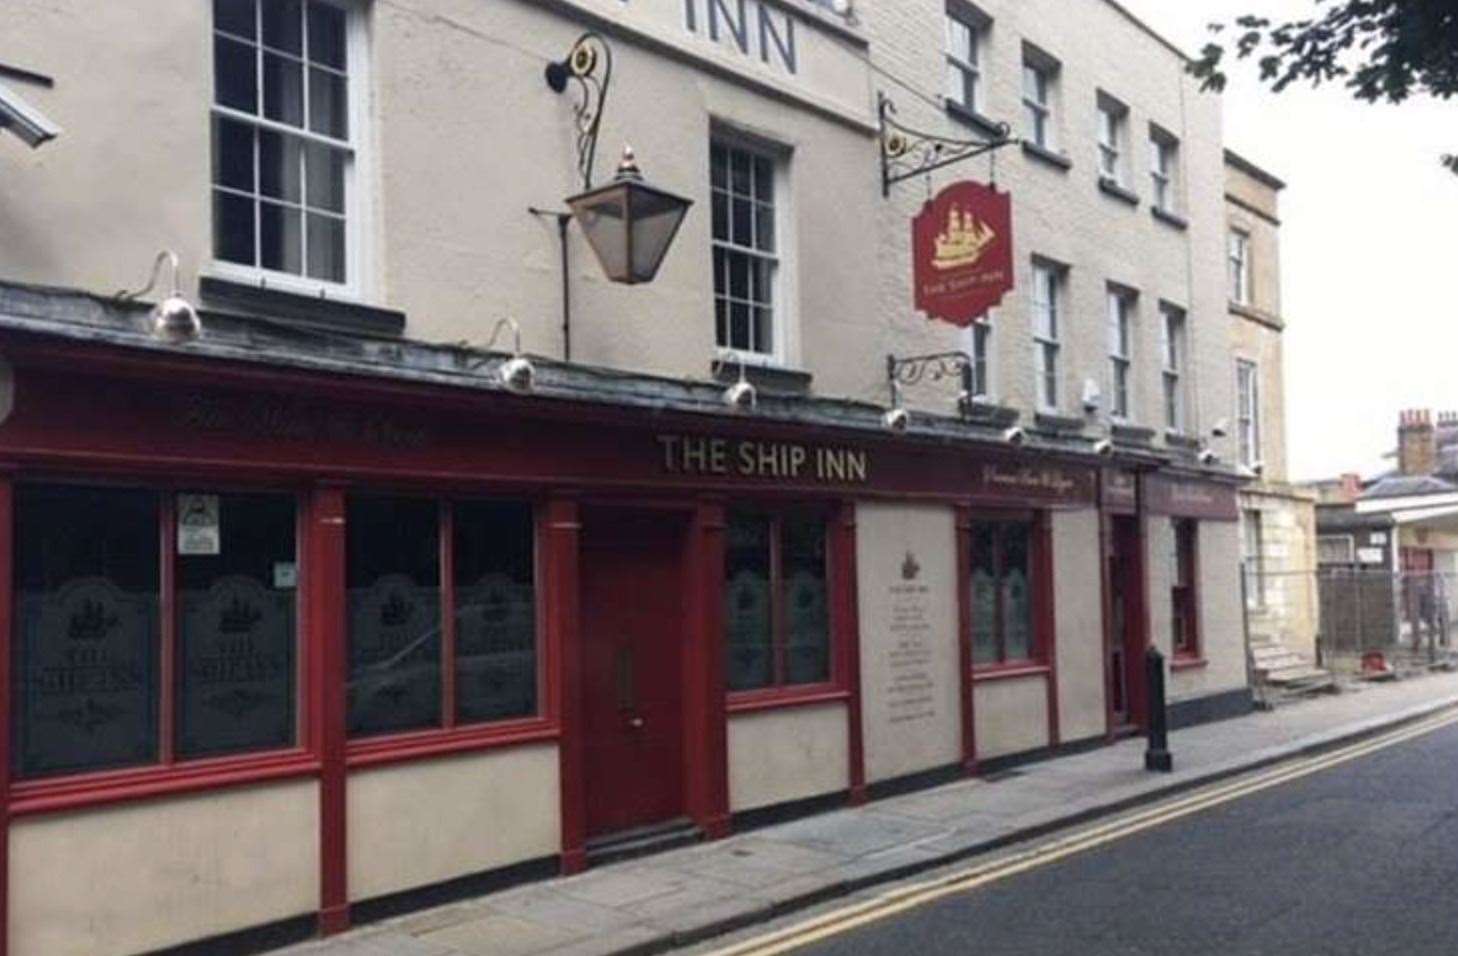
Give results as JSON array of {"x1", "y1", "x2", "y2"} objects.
[{"x1": 1398, "y1": 408, "x2": 1438, "y2": 475}]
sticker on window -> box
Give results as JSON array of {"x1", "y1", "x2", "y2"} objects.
[{"x1": 178, "y1": 493, "x2": 221, "y2": 555}]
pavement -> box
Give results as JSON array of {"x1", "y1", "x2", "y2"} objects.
[
  {"x1": 785, "y1": 699, "x2": 1458, "y2": 955},
  {"x1": 274, "y1": 673, "x2": 1458, "y2": 956}
]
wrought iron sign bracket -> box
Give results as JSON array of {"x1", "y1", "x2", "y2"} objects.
[
  {"x1": 887, "y1": 351, "x2": 980, "y2": 418},
  {"x1": 878, "y1": 92, "x2": 1016, "y2": 197},
  {"x1": 546, "y1": 32, "x2": 613, "y2": 191}
]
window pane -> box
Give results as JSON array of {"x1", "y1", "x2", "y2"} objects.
[
  {"x1": 308, "y1": 1, "x2": 347, "y2": 69},
  {"x1": 263, "y1": 51, "x2": 305, "y2": 127},
  {"x1": 304, "y1": 141, "x2": 346, "y2": 213},
  {"x1": 261, "y1": 0, "x2": 303, "y2": 54},
  {"x1": 754, "y1": 202, "x2": 775, "y2": 253},
  {"x1": 711, "y1": 190, "x2": 727, "y2": 241},
  {"x1": 730, "y1": 149, "x2": 751, "y2": 195},
  {"x1": 729, "y1": 301, "x2": 750, "y2": 351},
  {"x1": 308, "y1": 66, "x2": 348, "y2": 139},
  {"x1": 215, "y1": 35, "x2": 258, "y2": 113},
  {"x1": 453, "y1": 501, "x2": 537, "y2": 724},
  {"x1": 259, "y1": 129, "x2": 302, "y2": 202},
  {"x1": 176, "y1": 493, "x2": 297, "y2": 759},
  {"x1": 306, "y1": 212, "x2": 346, "y2": 283},
  {"x1": 212, "y1": 116, "x2": 255, "y2": 191},
  {"x1": 260, "y1": 201, "x2": 303, "y2": 274},
  {"x1": 782, "y1": 514, "x2": 829, "y2": 685},
  {"x1": 13, "y1": 485, "x2": 159, "y2": 779},
  {"x1": 732, "y1": 194, "x2": 752, "y2": 247},
  {"x1": 753, "y1": 156, "x2": 774, "y2": 202},
  {"x1": 1002, "y1": 524, "x2": 1033, "y2": 660},
  {"x1": 214, "y1": 190, "x2": 256, "y2": 266},
  {"x1": 970, "y1": 524, "x2": 997, "y2": 665},
  {"x1": 347, "y1": 497, "x2": 442, "y2": 737},
  {"x1": 710, "y1": 143, "x2": 727, "y2": 189},
  {"x1": 725, "y1": 513, "x2": 772, "y2": 691},
  {"x1": 215, "y1": 0, "x2": 258, "y2": 40}
]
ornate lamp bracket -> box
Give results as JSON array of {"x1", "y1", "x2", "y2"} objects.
[
  {"x1": 878, "y1": 93, "x2": 1015, "y2": 197},
  {"x1": 545, "y1": 33, "x2": 614, "y2": 190},
  {"x1": 887, "y1": 351, "x2": 981, "y2": 418}
]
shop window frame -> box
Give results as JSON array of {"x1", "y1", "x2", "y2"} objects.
[
  {"x1": 7, "y1": 476, "x2": 318, "y2": 817},
  {"x1": 724, "y1": 503, "x2": 847, "y2": 714},
  {"x1": 1170, "y1": 518, "x2": 1202, "y2": 664},
  {"x1": 965, "y1": 509, "x2": 1053, "y2": 681},
  {"x1": 343, "y1": 494, "x2": 557, "y2": 770}
]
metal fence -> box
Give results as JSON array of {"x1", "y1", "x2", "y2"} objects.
[{"x1": 1241, "y1": 566, "x2": 1457, "y2": 675}]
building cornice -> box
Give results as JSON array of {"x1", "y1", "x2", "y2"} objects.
[
  {"x1": 1226, "y1": 192, "x2": 1281, "y2": 227},
  {"x1": 1230, "y1": 301, "x2": 1285, "y2": 332},
  {"x1": 1225, "y1": 149, "x2": 1287, "y2": 191}
]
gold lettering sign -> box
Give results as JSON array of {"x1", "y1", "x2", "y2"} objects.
[
  {"x1": 657, "y1": 435, "x2": 868, "y2": 483},
  {"x1": 981, "y1": 464, "x2": 1078, "y2": 496}
]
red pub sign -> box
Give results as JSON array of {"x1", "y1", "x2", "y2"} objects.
[{"x1": 912, "y1": 180, "x2": 1014, "y2": 327}]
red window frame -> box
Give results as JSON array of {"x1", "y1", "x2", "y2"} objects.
[
  {"x1": 8, "y1": 479, "x2": 318, "y2": 817},
  {"x1": 1171, "y1": 518, "x2": 1201, "y2": 661},
  {"x1": 725, "y1": 505, "x2": 847, "y2": 714},
  {"x1": 966, "y1": 510, "x2": 1049, "y2": 679},
  {"x1": 343, "y1": 495, "x2": 557, "y2": 769}
]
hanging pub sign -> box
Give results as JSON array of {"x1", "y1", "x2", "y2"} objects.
[{"x1": 911, "y1": 180, "x2": 1014, "y2": 327}]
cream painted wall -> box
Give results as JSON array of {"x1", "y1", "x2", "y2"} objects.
[
  {"x1": 973, "y1": 675, "x2": 1049, "y2": 760},
  {"x1": 1148, "y1": 516, "x2": 1248, "y2": 702},
  {"x1": 9, "y1": 781, "x2": 318, "y2": 956},
  {"x1": 856, "y1": 502, "x2": 963, "y2": 783},
  {"x1": 860, "y1": 0, "x2": 1231, "y2": 453},
  {"x1": 347, "y1": 743, "x2": 560, "y2": 901},
  {"x1": 727, "y1": 702, "x2": 849, "y2": 812},
  {"x1": 1052, "y1": 508, "x2": 1106, "y2": 743}
]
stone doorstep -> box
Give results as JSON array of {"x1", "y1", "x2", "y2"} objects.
[{"x1": 282, "y1": 686, "x2": 1458, "y2": 956}]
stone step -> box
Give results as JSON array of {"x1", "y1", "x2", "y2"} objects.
[{"x1": 1266, "y1": 664, "x2": 1333, "y2": 686}]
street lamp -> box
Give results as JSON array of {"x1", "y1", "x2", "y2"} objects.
[{"x1": 567, "y1": 146, "x2": 692, "y2": 285}]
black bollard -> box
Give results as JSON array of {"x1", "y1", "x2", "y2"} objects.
[{"x1": 1144, "y1": 644, "x2": 1173, "y2": 772}]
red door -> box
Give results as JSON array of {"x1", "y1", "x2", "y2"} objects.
[
  {"x1": 580, "y1": 508, "x2": 687, "y2": 838},
  {"x1": 1107, "y1": 515, "x2": 1146, "y2": 732}
]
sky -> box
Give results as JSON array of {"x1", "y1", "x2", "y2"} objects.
[{"x1": 1118, "y1": 0, "x2": 1458, "y2": 481}]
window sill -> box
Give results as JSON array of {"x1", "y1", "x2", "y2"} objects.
[
  {"x1": 1152, "y1": 206, "x2": 1189, "y2": 230},
  {"x1": 1097, "y1": 176, "x2": 1140, "y2": 207},
  {"x1": 712, "y1": 359, "x2": 813, "y2": 397},
  {"x1": 345, "y1": 718, "x2": 560, "y2": 770},
  {"x1": 727, "y1": 685, "x2": 849, "y2": 715},
  {"x1": 944, "y1": 99, "x2": 1009, "y2": 141},
  {"x1": 1111, "y1": 422, "x2": 1156, "y2": 446},
  {"x1": 9, "y1": 748, "x2": 321, "y2": 818},
  {"x1": 1021, "y1": 141, "x2": 1072, "y2": 172},
  {"x1": 1034, "y1": 411, "x2": 1085, "y2": 435},
  {"x1": 972, "y1": 662, "x2": 1052, "y2": 683},
  {"x1": 199, "y1": 275, "x2": 406, "y2": 337},
  {"x1": 1170, "y1": 656, "x2": 1208, "y2": 672},
  {"x1": 965, "y1": 400, "x2": 1021, "y2": 428},
  {"x1": 1165, "y1": 431, "x2": 1202, "y2": 451}
]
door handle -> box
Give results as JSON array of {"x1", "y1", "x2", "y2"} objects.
[{"x1": 628, "y1": 716, "x2": 645, "y2": 729}]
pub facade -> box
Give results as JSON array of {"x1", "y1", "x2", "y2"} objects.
[{"x1": 0, "y1": 0, "x2": 1249, "y2": 953}]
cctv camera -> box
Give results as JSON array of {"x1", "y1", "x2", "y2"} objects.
[
  {"x1": 723, "y1": 380, "x2": 757, "y2": 411},
  {"x1": 1211, "y1": 418, "x2": 1230, "y2": 439},
  {"x1": 882, "y1": 407, "x2": 910, "y2": 432},
  {"x1": 499, "y1": 356, "x2": 535, "y2": 394},
  {"x1": 1093, "y1": 438, "x2": 1114, "y2": 457},
  {"x1": 1198, "y1": 449, "x2": 1217, "y2": 466},
  {"x1": 1002, "y1": 426, "x2": 1027, "y2": 447},
  {"x1": 0, "y1": 83, "x2": 61, "y2": 149}
]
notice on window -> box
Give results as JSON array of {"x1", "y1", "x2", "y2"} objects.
[{"x1": 178, "y1": 493, "x2": 221, "y2": 556}]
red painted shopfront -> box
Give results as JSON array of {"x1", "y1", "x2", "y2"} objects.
[{"x1": 0, "y1": 332, "x2": 1113, "y2": 950}]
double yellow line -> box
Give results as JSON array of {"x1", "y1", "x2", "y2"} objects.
[{"x1": 706, "y1": 708, "x2": 1458, "y2": 956}]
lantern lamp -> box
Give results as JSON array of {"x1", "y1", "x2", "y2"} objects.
[{"x1": 567, "y1": 146, "x2": 693, "y2": 286}]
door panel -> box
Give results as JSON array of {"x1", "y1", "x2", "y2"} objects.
[
  {"x1": 1108, "y1": 516, "x2": 1145, "y2": 731},
  {"x1": 580, "y1": 509, "x2": 686, "y2": 837}
]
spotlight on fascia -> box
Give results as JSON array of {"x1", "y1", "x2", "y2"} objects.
[
  {"x1": 882, "y1": 406, "x2": 910, "y2": 433},
  {"x1": 118, "y1": 251, "x2": 202, "y2": 344},
  {"x1": 0, "y1": 82, "x2": 61, "y2": 149},
  {"x1": 1211, "y1": 418, "x2": 1231, "y2": 439},
  {"x1": 1002, "y1": 425, "x2": 1027, "y2": 447},
  {"x1": 717, "y1": 356, "x2": 757, "y2": 411},
  {"x1": 1093, "y1": 438, "x2": 1114, "y2": 457},
  {"x1": 1250, "y1": 459, "x2": 1266, "y2": 477},
  {"x1": 1081, "y1": 378, "x2": 1102, "y2": 414},
  {"x1": 483, "y1": 317, "x2": 535, "y2": 393},
  {"x1": 1198, "y1": 448, "x2": 1218, "y2": 466}
]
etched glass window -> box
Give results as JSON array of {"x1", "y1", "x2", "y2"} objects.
[
  {"x1": 346, "y1": 496, "x2": 442, "y2": 737},
  {"x1": 212, "y1": 0, "x2": 354, "y2": 285},
  {"x1": 13, "y1": 486, "x2": 160, "y2": 779},
  {"x1": 453, "y1": 500, "x2": 538, "y2": 724},
  {"x1": 724, "y1": 510, "x2": 830, "y2": 692},
  {"x1": 968, "y1": 519, "x2": 1036, "y2": 666},
  {"x1": 176, "y1": 493, "x2": 297, "y2": 759}
]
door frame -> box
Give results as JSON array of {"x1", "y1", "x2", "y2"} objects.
[
  {"x1": 558, "y1": 496, "x2": 729, "y2": 873},
  {"x1": 1101, "y1": 485, "x2": 1151, "y2": 739}
]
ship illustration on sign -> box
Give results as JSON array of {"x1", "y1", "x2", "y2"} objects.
[{"x1": 932, "y1": 206, "x2": 997, "y2": 270}]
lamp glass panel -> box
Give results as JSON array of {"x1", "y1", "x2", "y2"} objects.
[
  {"x1": 570, "y1": 184, "x2": 629, "y2": 281},
  {"x1": 628, "y1": 185, "x2": 691, "y2": 282}
]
